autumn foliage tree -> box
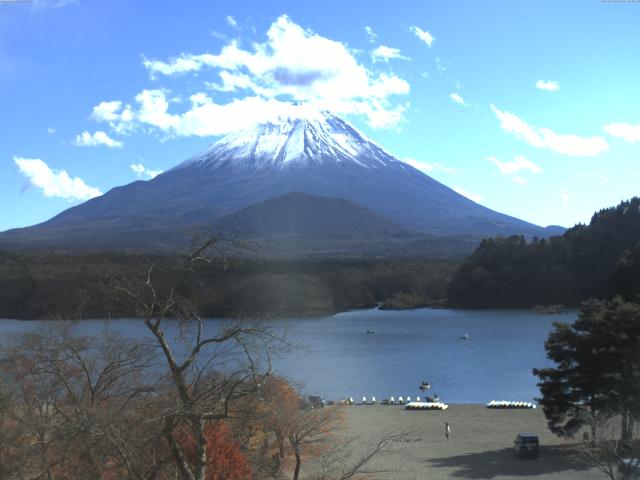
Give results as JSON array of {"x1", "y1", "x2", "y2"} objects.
[
  {"x1": 253, "y1": 376, "x2": 345, "y2": 480},
  {"x1": 0, "y1": 238, "x2": 403, "y2": 480},
  {"x1": 176, "y1": 421, "x2": 252, "y2": 480}
]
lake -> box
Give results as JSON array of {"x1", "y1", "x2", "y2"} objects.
[{"x1": 0, "y1": 308, "x2": 575, "y2": 404}]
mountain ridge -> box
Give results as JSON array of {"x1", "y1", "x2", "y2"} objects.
[{"x1": 0, "y1": 108, "x2": 563, "y2": 253}]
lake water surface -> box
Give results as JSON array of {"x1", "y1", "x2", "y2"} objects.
[{"x1": 0, "y1": 308, "x2": 575, "y2": 404}]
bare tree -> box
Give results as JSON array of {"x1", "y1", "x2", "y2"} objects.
[
  {"x1": 0, "y1": 237, "x2": 404, "y2": 480},
  {"x1": 310, "y1": 432, "x2": 406, "y2": 480},
  {"x1": 577, "y1": 410, "x2": 640, "y2": 480},
  {"x1": 0, "y1": 384, "x2": 27, "y2": 479},
  {"x1": 0, "y1": 323, "x2": 163, "y2": 480},
  {"x1": 252, "y1": 375, "x2": 406, "y2": 480},
  {"x1": 110, "y1": 245, "x2": 287, "y2": 480}
]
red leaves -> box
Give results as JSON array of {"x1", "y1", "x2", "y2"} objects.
[{"x1": 177, "y1": 421, "x2": 252, "y2": 480}]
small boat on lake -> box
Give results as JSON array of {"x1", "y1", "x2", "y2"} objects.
[
  {"x1": 460, "y1": 333, "x2": 470, "y2": 340},
  {"x1": 419, "y1": 381, "x2": 431, "y2": 391}
]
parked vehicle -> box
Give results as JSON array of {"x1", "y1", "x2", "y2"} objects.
[
  {"x1": 618, "y1": 458, "x2": 640, "y2": 478},
  {"x1": 513, "y1": 433, "x2": 539, "y2": 459},
  {"x1": 307, "y1": 395, "x2": 325, "y2": 408}
]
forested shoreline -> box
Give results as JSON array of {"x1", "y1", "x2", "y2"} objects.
[
  {"x1": 448, "y1": 197, "x2": 640, "y2": 308},
  {"x1": 0, "y1": 253, "x2": 456, "y2": 320},
  {"x1": 2, "y1": 197, "x2": 640, "y2": 320}
]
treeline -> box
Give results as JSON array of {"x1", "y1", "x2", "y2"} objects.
[
  {"x1": 0, "y1": 252, "x2": 458, "y2": 319},
  {"x1": 448, "y1": 197, "x2": 640, "y2": 307}
]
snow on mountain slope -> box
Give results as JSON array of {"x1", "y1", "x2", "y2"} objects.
[
  {"x1": 0, "y1": 107, "x2": 562, "y2": 252},
  {"x1": 175, "y1": 110, "x2": 402, "y2": 171}
]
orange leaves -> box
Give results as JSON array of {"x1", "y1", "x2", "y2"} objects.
[{"x1": 176, "y1": 421, "x2": 252, "y2": 480}]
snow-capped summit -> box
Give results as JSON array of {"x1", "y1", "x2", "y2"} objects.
[
  {"x1": 0, "y1": 109, "x2": 559, "y2": 252},
  {"x1": 176, "y1": 109, "x2": 402, "y2": 171}
]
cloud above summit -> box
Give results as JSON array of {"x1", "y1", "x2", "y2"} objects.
[
  {"x1": 371, "y1": 45, "x2": 410, "y2": 62},
  {"x1": 107, "y1": 15, "x2": 411, "y2": 136},
  {"x1": 490, "y1": 105, "x2": 608, "y2": 157}
]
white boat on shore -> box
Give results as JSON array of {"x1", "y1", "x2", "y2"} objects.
[
  {"x1": 487, "y1": 400, "x2": 536, "y2": 409},
  {"x1": 405, "y1": 401, "x2": 449, "y2": 411}
]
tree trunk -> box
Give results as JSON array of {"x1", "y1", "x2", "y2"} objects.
[
  {"x1": 194, "y1": 418, "x2": 208, "y2": 480},
  {"x1": 590, "y1": 401, "x2": 598, "y2": 443},
  {"x1": 622, "y1": 410, "x2": 630, "y2": 442},
  {"x1": 278, "y1": 434, "x2": 285, "y2": 458},
  {"x1": 164, "y1": 419, "x2": 195, "y2": 480},
  {"x1": 292, "y1": 445, "x2": 301, "y2": 480}
]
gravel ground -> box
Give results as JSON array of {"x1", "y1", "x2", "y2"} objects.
[{"x1": 331, "y1": 404, "x2": 607, "y2": 480}]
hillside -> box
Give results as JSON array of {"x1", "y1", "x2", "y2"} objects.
[
  {"x1": 448, "y1": 197, "x2": 640, "y2": 307},
  {"x1": 215, "y1": 192, "x2": 406, "y2": 239},
  {"x1": 211, "y1": 192, "x2": 478, "y2": 257}
]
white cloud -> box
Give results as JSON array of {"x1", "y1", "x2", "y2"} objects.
[
  {"x1": 105, "y1": 90, "x2": 408, "y2": 137},
  {"x1": 205, "y1": 71, "x2": 272, "y2": 96},
  {"x1": 511, "y1": 176, "x2": 527, "y2": 185},
  {"x1": 131, "y1": 15, "x2": 409, "y2": 130},
  {"x1": 453, "y1": 186, "x2": 483, "y2": 203},
  {"x1": 536, "y1": 79, "x2": 560, "y2": 92},
  {"x1": 371, "y1": 45, "x2": 410, "y2": 62},
  {"x1": 403, "y1": 158, "x2": 457, "y2": 175},
  {"x1": 490, "y1": 105, "x2": 608, "y2": 157},
  {"x1": 91, "y1": 101, "x2": 134, "y2": 134},
  {"x1": 603, "y1": 122, "x2": 640, "y2": 143},
  {"x1": 74, "y1": 130, "x2": 123, "y2": 148},
  {"x1": 47, "y1": 127, "x2": 55, "y2": 134},
  {"x1": 409, "y1": 26, "x2": 434, "y2": 47},
  {"x1": 130, "y1": 163, "x2": 163, "y2": 180},
  {"x1": 486, "y1": 155, "x2": 542, "y2": 175},
  {"x1": 142, "y1": 54, "x2": 206, "y2": 77},
  {"x1": 225, "y1": 15, "x2": 237, "y2": 28},
  {"x1": 135, "y1": 90, "x2": 181, "y2": 131},
  {"x1": 560, "y1": 189, "x2": 570, "y2": 207},
  {"x1": 92, "y1": 100, "x2": 124, "y2": 122},
  {"x1": 14, "y1": 157, "x2": 101, "y2": 201},
  {"x1": 211, "y1": 30, "x2": 229, "y2": 42},
  {"x1": 364, "y1": 26, "x2": 377, "y2": 43},
  {"x1": 449, "y1": 93, "x2": 465, "y2": 106}
]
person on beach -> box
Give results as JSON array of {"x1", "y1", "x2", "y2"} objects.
[{"x1": 445, "y1": 422, "x2": 450, "y2": 440}]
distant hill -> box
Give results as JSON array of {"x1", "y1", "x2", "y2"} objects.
[
  {"x1": 211, "y1": 192, "x2": 460, "y2": 257},
  {"x1": 215, "y1": 191, "x2": 406, "y2": 239},
  {"x1": 448, "y1": 197, "x2": 640, "y2": 307},
  {"x1": 543, "y1": 225, "x2": 567, "y2": 236}
]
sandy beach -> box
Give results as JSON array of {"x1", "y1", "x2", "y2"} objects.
[{"x1": 334, "y1": 404, "x2": 605, "y2": 480}]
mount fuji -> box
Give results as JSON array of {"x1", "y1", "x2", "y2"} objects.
[{"x1": 1, "y1": 109, "x2": 562, "y2": 254}]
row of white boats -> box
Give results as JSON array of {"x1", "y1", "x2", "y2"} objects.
[
  {"x1": 486, "y1": 400, "x2": 537, "y2": 409},
  {"x1": 405, "y1": 401, "x2": 449, "y2": 410},
  {"x1": 338, "y1": 398, "x2": 536, "y2": 411},
  {"x1": 342, "y1": 395, "x2": 441, "y2": 405}
]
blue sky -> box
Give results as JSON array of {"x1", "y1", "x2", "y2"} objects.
[{"x1": 2, "y1": 0, "x2": 640, "y2": 232}]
